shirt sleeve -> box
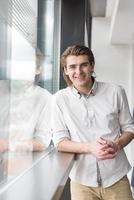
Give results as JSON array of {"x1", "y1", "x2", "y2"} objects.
[
  {"x1": 118, "y1": 86, "x2": 134, "y2": 133},
  {"x1": 34, "y1": 95, "x2": 52, "y2": 148},
  {"x1": 51, "y1": 95, "x2": 70, "y2": 147}
]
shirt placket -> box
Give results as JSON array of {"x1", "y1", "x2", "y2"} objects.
[
  {"x1": 82, "y1": 96, "x2": 102, "y2": 187},
  {"x1": 96, "y1": 161, "x2": 102, "y2": 186},
  {"x1": 82, "y1": 96, "x2": 94, "y2": 127}
]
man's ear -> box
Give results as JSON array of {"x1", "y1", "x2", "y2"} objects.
[
  {"x1": 64, "y1": 67, "x2": 68, "y2": 75},
  {"x1": 91, "y1": 62, "x2": 95, "y2": 70},
  {"x1": 91, "y1": 61, "x2": 95, "y2": 66}
]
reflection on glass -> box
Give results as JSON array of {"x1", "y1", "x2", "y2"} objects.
[
  {"x1": 0, "y1": 81, "x2": 10, "y2": 153},
  {"x1": 0, "y1": 152, "x2": 33, "y2": 183},
  {"x1": 9, "y1": 80, "x2": 51, "y2": 151},
  {"x1": 0, "y1": 30, "x2": 52, "y2": 153},
  {"x1": 0, "y1": 150, "x2": 51, "y2": 185},
  {"x1": 8, "y1": 27, "x2": 52, "y2": 152},
  {"x1": 0, "y1": 0, "x2": 54, "y2": 188},
  {"x1": 0, "y1": 79, "x2": 51, "y2": 153}
]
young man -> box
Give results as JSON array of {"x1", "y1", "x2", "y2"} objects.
[{"x1": 52, "y1": 45, "x2": 134, "y2": 200}]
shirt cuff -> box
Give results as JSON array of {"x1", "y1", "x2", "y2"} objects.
[{"x1": 52, "y1": 130, "x2": 70, "y2": 147}]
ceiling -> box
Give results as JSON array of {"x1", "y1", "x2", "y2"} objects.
[
  {"x1": 89, "y1": 0, "x2": 134, "y2": 44},
  {"x1": 109, "y1": 0, "x2": 134, "y2": 44}
]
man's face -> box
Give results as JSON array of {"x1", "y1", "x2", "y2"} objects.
[{"x1": 64, "y1": 55, "x2": 94, "y2": 89}]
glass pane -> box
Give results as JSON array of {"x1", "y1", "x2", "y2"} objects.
[{"x1": 37, "y1": 0, "x2": 61, "y2": 93}]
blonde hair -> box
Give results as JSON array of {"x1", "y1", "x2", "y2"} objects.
[{"x1": 61, "y1": 45, "x2": 95, "y2": 86}]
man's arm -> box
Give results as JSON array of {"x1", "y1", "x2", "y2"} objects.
[
  {"x1": 57, "y1": 132, "x2": 134, "y2": 160},
  {"x1": 30, "y1": 139, "x2": 47, "y2": 151},
  {"x1": 57, "y1": 138, "x2": 117, "y2": 160},
  {"x1": 114, "y1": 131, "x2": 134, "y2": 151},
  {"x1": 99, "y1": 131, "x2": 134, "y2": 156},
  {"x1": 0, "y1": 139, "x2": 8, "y2": 152},
  {"x1": 9, "y1": 139, "x2": 47, "y2": 152},
  {"x1": 57, "y1": 138, "x2": 90, "y2": 153}
]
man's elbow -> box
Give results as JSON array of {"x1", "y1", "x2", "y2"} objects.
[
  {"x1": 57, "y1": 138, "x2": 70, "y2": 152},
  {"x1": 33, "y1": 139, "x2": 47, "y2": 151}
]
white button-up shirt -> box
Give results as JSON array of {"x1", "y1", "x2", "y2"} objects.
[
  {"x1": 9, "y1": 82, "x2": 52, "y2": 151},
  {"x1": 52, "y1": 81, "x2": 134, "y2": 187}
]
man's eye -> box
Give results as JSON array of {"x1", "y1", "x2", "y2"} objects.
[
  {"x1": 81, "y1": 63, "x2": 89, "y2": 67},
  {"x1": 69, "y1": 65, "x2": 76, "y2": 69}
]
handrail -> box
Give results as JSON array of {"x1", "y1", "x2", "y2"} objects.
[{"x1": 0, "y1": 148, "x2": 74, "y2": 200}]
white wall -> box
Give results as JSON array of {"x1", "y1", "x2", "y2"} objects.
[
  {"x1": 129, "y1": 45, "x2": 134, "y2": 165},
  {"x1": 91, "y1": 17, "x2": 131, "y2": 96},
  {"x1": 91, "y1": 17, "x2": 134, "y2": 165},
  {"x1": 130, "y1": 45, "x2": 134, "y2": 110}
]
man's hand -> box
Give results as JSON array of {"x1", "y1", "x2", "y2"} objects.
[
  {"x1": 0, "y1": 139, "x2": 8, "y2": 152},
  {"x1": 89, "y1": 137, "x2": 118, "y2": 160}
]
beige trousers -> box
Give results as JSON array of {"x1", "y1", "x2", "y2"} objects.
[{"x1": 70, "y1": 176, "x2": 133, "y2": 200}]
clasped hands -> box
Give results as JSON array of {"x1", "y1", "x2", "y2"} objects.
[{"x1": 90, "y1": 137, "x2": 119, "y2": 160}]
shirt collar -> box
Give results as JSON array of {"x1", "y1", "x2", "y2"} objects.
[{"x1": 72, "y1": 80, "x2": 98, "y2": 98}]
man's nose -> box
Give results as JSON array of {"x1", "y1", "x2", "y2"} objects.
[{"x1": 75, "y1": 66, "x2": 82, "y2": 74}]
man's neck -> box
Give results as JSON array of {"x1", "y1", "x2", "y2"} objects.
[{"x1": 74, "y1": 80, "x2": 94, "y2": 95}]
